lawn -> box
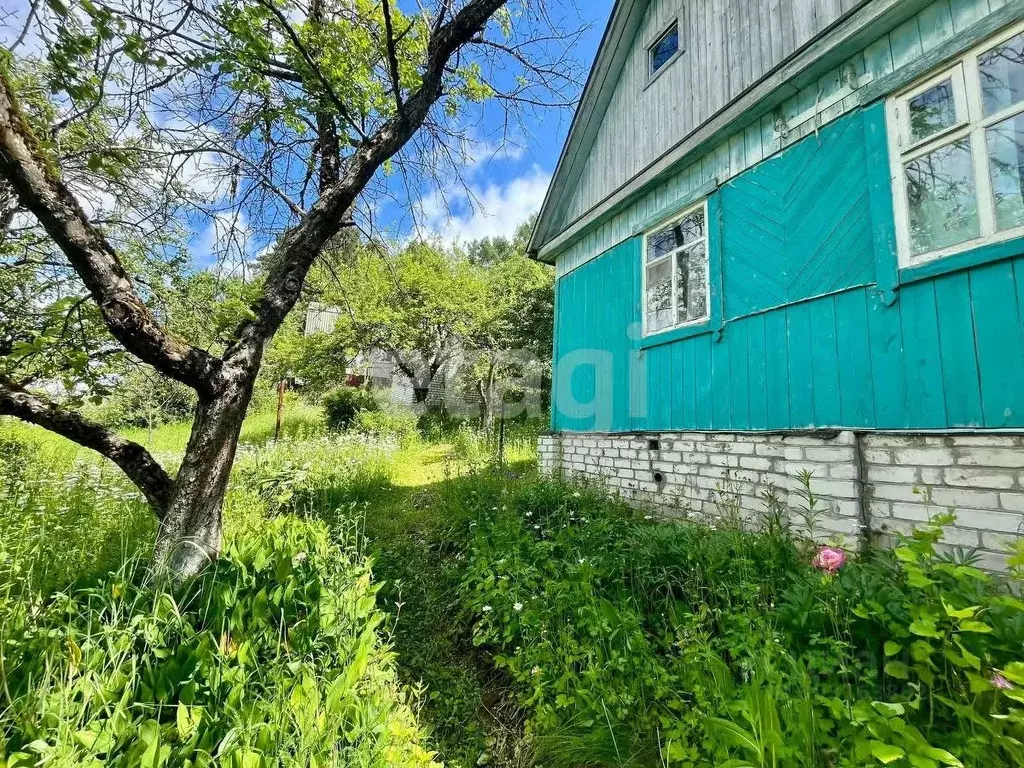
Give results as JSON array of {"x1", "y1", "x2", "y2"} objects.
[{"x1": 2, "y1": 406, "x2": 1024, "y2": 768}]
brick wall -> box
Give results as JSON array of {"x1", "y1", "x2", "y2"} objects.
[
  {"x1": 861, "y1": 434, "x2": 1024, "y2": 573},
  {"x1": 538, "y1": 431, "x2": 1024, "y2": 572}
]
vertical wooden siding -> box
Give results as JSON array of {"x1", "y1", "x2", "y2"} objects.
[
  {"x1": 552, "y1": 108, "x2": 1024, "y2": 433},
  {"x1": 554, "y1": 0, "x2": 1008, "y2": 277},
  {"x1": 720, "y1": 111, "x2": 877, "y2": 318},
  {"x1": 558, "y1": 0, "x2": 855, "y2": 229},
  {"x1": 555, "y1": 259, "x2": 1024, "y2": 432}
]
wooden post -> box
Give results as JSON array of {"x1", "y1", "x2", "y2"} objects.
[
  {"x1": 274, "y1": 379, "x2": 286, "y2": 443},
  {"x1": 497, "y1": 396, "x2": 506, "y2": 468}
]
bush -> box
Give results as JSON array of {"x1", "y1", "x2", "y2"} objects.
[
  {"x1": 354, "y1": 405, "x2": 419, "y2": 446},
  {"x1": 452, "y1": 477, "x2": 1024, "y2": 768},
  {"x1": 85, "y1": 369, "x2": 196, "y2": 429},
  {"x1": 323, "y1": 386, "x2": 379, "y2": 432},
  {"x1": 0, "y1": 516, "x2": 440, "y2": 768},
  {"x1": 416, "y1": 408, "x2": 471, "y2": 441}
]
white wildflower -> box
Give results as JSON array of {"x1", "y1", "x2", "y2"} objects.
[{"x1": 513, "y1": 602, "x2": 523, "y2": 612}]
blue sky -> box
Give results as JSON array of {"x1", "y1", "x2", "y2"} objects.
[
  {"x1": 0, "y1": 0, "x2": 615, "y2": 265},
  {"x1": 395, "y1": 0, "x2": 615, "y2": 246}
]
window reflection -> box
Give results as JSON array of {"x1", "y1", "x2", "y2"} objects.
[
  {"x1": 650, "y1": 23, "x2": 679, "y2": 76},
  {"x1": 904, "y1": 139, "x2": 980, "y2": 255},
  {"x1": 987, "y1": 112, "x2": 1024, "y2": 231},
  {"x1": 980, "y1": 32, "x2": 1024, "y2": 117},
  {"x1": 908, "y1": 80, "x2": 957, "y2": 143}
]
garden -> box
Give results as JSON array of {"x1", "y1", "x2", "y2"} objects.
[
  {"x1": 2, "y1": 2, "x2": 1023, "y2": 762},
  {"x1": 2, "y1": 396, "x2": 1023, "y2": 768}
]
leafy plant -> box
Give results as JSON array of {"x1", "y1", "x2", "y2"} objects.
[
  {"x1": 323, "y1": 387, "x2": 380, "y2": 432},
  {"x1": 0, "y1": 516, "x2": 440, "y2": 768}
]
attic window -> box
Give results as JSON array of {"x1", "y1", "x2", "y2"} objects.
[{"x1": 649, "y1": 22, "x2": 679, "y2": 79}]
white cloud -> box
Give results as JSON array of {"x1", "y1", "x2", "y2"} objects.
[
  {"x1": 416, "y1": 166, "x2": 550, "y2": 246},
  {"x1": 461, "y1": 135, "x2": 526, "y2": 173},
  {"x1": 194, "y1": 211, "x2": 256, "y2": 279}
]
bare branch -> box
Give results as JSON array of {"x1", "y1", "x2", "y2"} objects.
[
  {"x1": 381, "y1": 0, "x2": 405, "y2": 113},
  {"x1": 224, "y1": 0, "x2": 508, "y2": 364},
  {"x1": 0, "y1": 68, "x2": 224, "y2": 396}
]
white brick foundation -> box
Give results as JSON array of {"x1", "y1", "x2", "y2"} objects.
[{"x1": 538, "y1": 431, "x2": 1024, "y2": 572}]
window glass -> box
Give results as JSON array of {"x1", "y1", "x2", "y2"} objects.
[
  {"x1": 676, "y1": 242, "x2": 707, "y2": 324},
  {"x1": 643, "y1": 205, "x2": 709, "y2": 334},
  {"x1": 980, "y1": 32, "x2": 1024, "y2": 117},
  {"x1": 904, "y1": 138, "x2": 980, "y2": 255},
  {"x1": 650, "y1": 23, "x2": 679, "y2": 76},
  {"x1": 646, "y1": 210, "x2": 704, "y2": 261},
  {"x1": 987, "y1": 112, "x2": 1024, "y2": 230},
  {"x1": 677, "y1": 209, "x2": 704, "y2": 244},
  {"x1": 647, "y1": 229, "x2": 677, "y2": 261},
  {"x1": 645, "y1": 259, "x2": 673, "y2": 332},
  {"x1": 908, "y1": 79, "x2": 958, "y2": 143}
]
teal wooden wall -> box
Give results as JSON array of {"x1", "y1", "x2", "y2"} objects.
[{"x1": 552, "y1": 106, "x2": 1024, "y2": 433}]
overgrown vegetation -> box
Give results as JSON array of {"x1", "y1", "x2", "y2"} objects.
[
  {"x1": 0, "y1": 517, "x2": 440, "y2": 768},
  {"x1": 2, "y1": 406, "x2": 1023, "y2": 767},
  {"x1": 449, "y1": 480, "x2": 1024, "y2": 767}
]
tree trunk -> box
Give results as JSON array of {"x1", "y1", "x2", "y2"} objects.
[
  {"x1": 477, "y1": 362, "x2": 497, "y2": 432},
  {"x1": 152, "y1": 369, "x2": 257, "y2": 582}
]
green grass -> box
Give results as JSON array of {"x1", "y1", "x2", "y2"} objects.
[
  {"x1": 10, "y1": 404, "x2": 1019, "y2": 768},
  {"x1": 0, "y1": 406, "x2": 534, "y2": 768}
]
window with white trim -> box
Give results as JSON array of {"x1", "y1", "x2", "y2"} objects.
[
  {"x1": 888, "y1": 23, "x2": 1024, "y2": 266},
  {"x1": 648, "y1": 21, "x2": 679, "y2": 79},
  {"x1": 642, "y1": 201, "x2": 709, "y2": 335}
]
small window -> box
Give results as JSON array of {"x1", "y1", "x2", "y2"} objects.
[
  {"x1": 649, "y1": 22, "x2": 679, "y2": 78},
  {"x1": 642, "y1": 201, "x2": 709, "y2": 335},
  {"x1": 888, "y1": 23, "x2": 1024, "y2": 266}
]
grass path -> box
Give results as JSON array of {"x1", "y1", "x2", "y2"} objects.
[{"x1": 357, "y1": 443, "x2": 527, "y2": 768}]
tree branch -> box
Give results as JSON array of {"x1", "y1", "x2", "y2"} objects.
[
  {"x1": 0, "y1": 375, "x2": 174, "y2": 515},
  {"x1": 224, "y1": 0, "x2": 506, "y2": 366},
  {"x1": 381, "y1": 0, "x2": 405, "y2": 113},
  {"x1": 0, "y1": 66, "x2": 224, "y2": 397}
]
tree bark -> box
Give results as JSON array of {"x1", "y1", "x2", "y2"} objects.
[
  {"x1": 0, "y1": 375, "x2": 174, "y2": 513},
  {"x1": 477, "y1": 361, "x2": 497, "y2": 431},
  {"x1": 152, "y1": 365, "x2": 258, "y2": 581},
  {"x1": 0, "y1": 0, "x2": 510, "y2": 583}
]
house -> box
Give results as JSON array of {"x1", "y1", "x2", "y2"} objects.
[
  {"x1": 529, "y1": 0, "x2": 1024, "y2": 569},
  {"x1": 303, "y1": 303, "x2": 458, "y2": 406}
]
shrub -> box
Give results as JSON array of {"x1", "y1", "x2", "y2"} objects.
[
  {"x1": 416, "y1": 408, "x2": 471, "y2": 441},
  {"x1": 354, "y1": 405, "x2": 419, "y2": 446},
  {"x1": 452, "y1": 476, "x2": 1024, "y2": 768},
  {"x1": 0, "y1": 516, "x2": 440, "y2": 768},
  {"x1": 85, "y1": 369, "x2": 196, "y2": 429},
  {"x1": 323, "y1": 386, "x2": 379, "y2": 432}
]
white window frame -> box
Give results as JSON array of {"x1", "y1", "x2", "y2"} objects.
[
  {"x1": 887, "y1": 20, "x2": 1024, "y2": 267},
  {"x1": 647, "y1": 20, "x2": 681, "y2": 82},
  {"x1": 641, "y1": 199, "x2": 710, "y2": 337}
]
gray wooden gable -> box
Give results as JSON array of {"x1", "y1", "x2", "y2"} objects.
[{"x1": 529, "y1": 0, "x2": 946, "y2": 262}]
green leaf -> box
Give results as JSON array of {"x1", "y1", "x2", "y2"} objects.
[
  {"x1": 909, "y1": 619, "x2": 943, "y2": 639},
  {"x1": 942, "y1": 600, "x2": 978, "y2": 620},
  {"x1": 706, "y1": 717, "x2": 760, "y2": 755},
  {"x1": 923, "y1": 747, "x2": 964, "y2": 767},
  {"x1": 885, "y1": 661, "x2": 911, "y2": 680},
  {"x1": 1001, "y1": 662, "x2": 1024, "y2": 685},
  {"x1": 870, "y1": 741, "x2": 906, "y2": 764},
  {"x1": 884, "y1": 641, "x2": 902, "y2": 657},
  {"x1": 957, "y1": 621, "x2": 992, "y2": 634},
  {"x1": 872, "y1": 701, "x2": 906, "y2": 718}
]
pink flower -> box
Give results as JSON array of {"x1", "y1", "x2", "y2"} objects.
[
  {"x1": 812, "y1": 546, "x2": 847, "y2": 574},
  {"x1": 991, "y1": 673, "x2": 1014, "y2": 691}
]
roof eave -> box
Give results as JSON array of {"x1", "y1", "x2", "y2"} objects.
[{"x1": 528, "y1": 0, "x2": 648, "y2": 264}]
